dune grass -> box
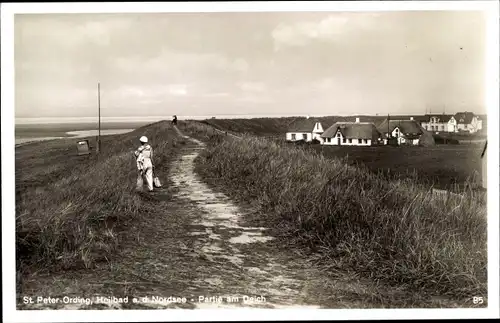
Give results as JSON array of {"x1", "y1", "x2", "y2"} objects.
[
  {"x1": 15, "y1": 121, "x2": 182, "y2": 276},
  {"x1": 180, "y1": 122, "x2": 487, "y2": 299}
]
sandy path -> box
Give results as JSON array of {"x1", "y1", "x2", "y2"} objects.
[{"x1": 168, "y1": 127, "x2": 321, "y2": 309}]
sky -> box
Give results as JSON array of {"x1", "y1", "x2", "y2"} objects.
[{"x1": 14, "y1": 11, "x2": 487, "y2": 118}]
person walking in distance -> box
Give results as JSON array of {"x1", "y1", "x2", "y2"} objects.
[
  {"x1": 134, "y1": 136, "x2": 154, "y2": 192},
  {"x1": 172, "y1": 115, "x2": 177, "y2": 126}
]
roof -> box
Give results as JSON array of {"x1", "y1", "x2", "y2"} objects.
[
  {"x1": 382, "y1": 115, "x2": 428, "y2": 122},
  {"x1": 412, "y1": 116, "x2": 429, "y2": 122},
  {"x1": 454, "y1": 112, "x2": 476, "y2": 124},
  {"x1": 481, "y1": 141, "x2": 487, "y2": 158},
  {"x1": 425, "y1": 114, "x2": 454, "y2": 122},
  {"x1": 377, "y1": 119, "x2": 423, "y2": 135},
  {"x1": 287, "y1": 118, "x2": 321, "y2": 132},
  {"x1": 321, "y1": 122, "x2": 380, "y2": 139}
]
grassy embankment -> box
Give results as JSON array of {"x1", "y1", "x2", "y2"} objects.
[
  {"x1": 16, "y1": 121, "x2": 182, "y2": 278},
  {"x1": 179, "y1": 121, "x2": 487, "y2": 301},
  {"x1": 203, "y1": 117, "x2": 484, "y2": 191},
  {"x1": 201, "y1": 117, "x2": 296, "y2": 137}
]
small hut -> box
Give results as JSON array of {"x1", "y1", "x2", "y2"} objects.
[{"x1": 481, "y1": 141, "x2": 487, "y2": 189}]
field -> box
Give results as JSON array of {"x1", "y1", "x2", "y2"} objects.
[
  {"x1": 200, "y1": 117, "x2": 296, "y2": 136},
  {"x1": 198, "y1": 117, "x2": 485, "y2": 192},
  {"x1": 307, "y1": 145, "x2": 483, "y2": 191},
  {"x1": 14, "y1": 118, "x2": 488, "y2": 308},
  {"x1": 179, "y1": 121, "x2": 487, "y2": 300},
  {"x1": 202, "y1": 115, "x2": 390, "y2": 136}
]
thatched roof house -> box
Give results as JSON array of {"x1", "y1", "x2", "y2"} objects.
[{"x1": 321, "y1": 118, "x2": 381, "y2": 146}]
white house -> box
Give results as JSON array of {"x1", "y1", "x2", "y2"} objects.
[
  {"x1": 320, "y1": 118, "x2": 381, "y2": 146},
  {"x1": 421, "y1": 114, "x2": 457, "y2": 133},
  {"x1": 286, "y1": 117, "x2": 325, "y2": 143},
  {"x1": 377, "y1": 119, "x2": 424, "y2": 145},
  {"x1": 454, "y1": 112, "x2": 482, "y2": 133},
  {"x1": 481, "y1": 141, "x2": 487, "y2": 189}
]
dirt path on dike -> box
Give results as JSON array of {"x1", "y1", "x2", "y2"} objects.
[
  {"x1": 163, "y1": 127, "x2": 325, "y2": 309},
  {"x1": 20, "y1": 128, "x2": 391, "y2": 311}
]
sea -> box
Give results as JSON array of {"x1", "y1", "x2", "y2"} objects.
[{"x1": 14, "y1": 114, "x2": 301, "y2": 145}]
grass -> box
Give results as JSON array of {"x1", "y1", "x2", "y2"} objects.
[
  {"x1": 15, "y1": 117, "x2": 488, "y2": 307},
  {"x1": 180, "y1": 121, "x2": 487, "y2": 300},
  {"x1": 307, "y1": 145, "x2": 483, "y2": 192},
  {"x1": 199, "y1": 117, "x2": 485, "y2": 192},
  {"x1": 15, "y1": 120, "x2": 183, "y2": 280},
  {"x1": 201, "y1": 117, "x2": 297, "y2": 136}
]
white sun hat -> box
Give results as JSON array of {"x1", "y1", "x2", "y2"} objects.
[{"x1": 139, "y1": 136, "x2": 148, "y2": 143}]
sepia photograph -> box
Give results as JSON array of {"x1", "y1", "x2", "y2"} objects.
[{"x1": 2, "y1": 1, "x2": 499, "y2": 322}]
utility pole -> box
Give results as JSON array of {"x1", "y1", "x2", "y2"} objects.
[
  {"x1": 387, "y1": 113, "x2": 390, "y2": 145},
  {"x1": 97, "y1": 82, "x2": 101, "y2": 154}
]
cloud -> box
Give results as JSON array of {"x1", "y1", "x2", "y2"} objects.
[
  {"x1": 202, "y1": 92, "x2": 231, "y2": 98},
  {"x1": 112, "y1": 49, "x2": 248, "y2": 82},
  {"x1": 232, "y1": 58, "x2": 249, "y2": 73},
  {"x1": 168, "y1": 84, "x2": 188, "y2": 96},
  {"x1": 119, "y1": 86, "x2": 147, "y2": 98},
  {"x1": 238, "y1": 82, "x2": 266, "y2": 92},
  {"x1": 271, "y1": 13, "x2": 381, "y2": 50},
  {"x1": 14, "y1": 12, "x2": 486, "y2": 118}
]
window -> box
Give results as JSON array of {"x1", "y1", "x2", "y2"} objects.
[
  {"x1": 303, "y1": 133, "x2": 308, "y2": 140},
  {"x1": 348, "y1": 138, "x2": 352, "y2": 144},
  {"x1": 358, "y1": 138, "x2": 362, "y2": 144},
  {"x1": 342, "y1": 138, "x2": 346, "y2": 143},
  {"x1": 291, "y1": 134, "x2": 296, "y2": 140}
]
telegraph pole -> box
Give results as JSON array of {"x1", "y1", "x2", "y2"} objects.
[
  {"x1": 97, "y1": 82, "x2": 101, "y2": 153},
  {"x1": 387, "y1": 113, "x2": 390, "y2": 141}
]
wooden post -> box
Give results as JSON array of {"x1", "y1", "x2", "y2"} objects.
[
  {"x1": 97, "y1": 82, "x2": 101, "y2": 153},
  {"x1": 387, "y1": 113, "x2": 390, "y2": 144}
]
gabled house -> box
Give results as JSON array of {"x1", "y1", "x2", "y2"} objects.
[
  {"x1": 421, "y1": 114, "x2": 457, "y2": 133},
  {"x1": 321, "y1": 118, "x2": 381, "y2": 146},
  {"x1": 454, "y1": 112, "x2": 482, "y2": 133},
  {"x1": 286, "y1": 117, "x2": 325, "y2": 143},
  {"x1": 377, "y1": 119, "x2": 424, "y2": 145}
]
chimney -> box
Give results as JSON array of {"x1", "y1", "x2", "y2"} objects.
[
  {"x1": 410, "y1": 117, "x2": 414, "y2": 121},
  {"x1": 355, "y1": 117, "x2": 360, "y2": 123}
]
